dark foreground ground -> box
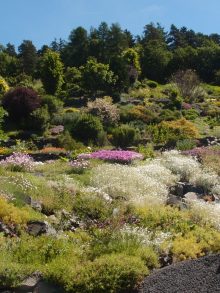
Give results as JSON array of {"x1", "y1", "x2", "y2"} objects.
[{"x1": 138, "y1": 254, "x2": 220, "y2": 293}]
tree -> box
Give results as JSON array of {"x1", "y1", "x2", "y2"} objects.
[
  {"x1": 0, "y1": 52, "x2": 18, "y2": 77},
  {"x1": 64, "y1": 67, "x2": 83, "y2": 96},
  {"x1": 140, "y1": 23, "x2": 171, "y2": 82},
  {"x1": 62, "y1": 27, "x2": 89, "y2": 67},
  {"x1": 0, "y1": 76, "x2": 9, "y2": 97},
  {"x1": 2, "y1": 87, "x2": 41, "y2": 122},
  {"x1": 106, "y1": 23, "x2": 130, "y2": 60},
  {"x1": 89, "y1": 22, "x2": 109, "y2": 63},
  {"x1": 40, "y1": 49, "x2": 64, "y2": 95},
  {"x1": 141, "y1": 42, "x2": 172, "y2": 82},
  {"x1": 5, "y1": 43, "x2": 17, "y2": 57},
  {"x1": 80, "y1": 58, "x2": 117, "y2": 95},
  {"x1": 18, "y1": 40, "x2": 38, "y2": 76},
  {"x1": 122, "y1": 48, "x2": 141, "y2": 83},
  {"x1": 168, "y1": 46, "x2": 198, "y2": 74}
]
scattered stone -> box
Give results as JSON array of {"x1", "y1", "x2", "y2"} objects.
[
  {"x1": 24, "y1": 196, "x2": 42, "y2": 212},
  {"x1": 17, "y1": 272, "x2": 42, "y2": 292},
  {"x1": 166, "y1": 194, "x2": 182, "y2": 206},
  {"x1": 159, "y1": 252, "x2": 173, "y2": 267},
  {"x1": 55, "y1": 210, "x2": 84, "y2": 231},
  {"x1": 0, "y1": 221, "x2": 17, "y2": 237},
  {"x1": 27, "y1": 221, "x2": 56, "y2": 236}
]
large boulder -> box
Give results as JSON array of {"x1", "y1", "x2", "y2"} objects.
[
  {"x1": 138, "y1": 254, "x2": 220, "y2": 293},
  {"x1": 27, "y1": 221, "x2": 56, "y2": 236}
]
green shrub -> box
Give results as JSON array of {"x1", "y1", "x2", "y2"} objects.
[
  {"x1": 29, "y1": 106, "x2": 50, "y2": 131},
  {"x1": 88, "y1": 229, "x2": 159, "y2": 269},
  {"x1": 57, "y1": 131, "x2": 84, "y2": 151},
  {"x1": 146, "y1": 80, "x2": 158, "y2": 88},
  {"x1": 41, "y1": 95, "x2": 63, "y2": 116},
  {"x1": 182, "y1": 108, "x2": 199, "y2": 120},
  {"x1": 137, "y1": 144, "x2": 155, "y2": 159},
  {"x1": 47, "y1": 253, "x2": 148, "y2": 293},
  {"x1": 52, "y1": 112, "x2": 80, "y2": 131},
  {"x1": 147, "y1": 118, "x2": 199, "y2": 144},
  {"x1": 111, "y1": 124, "x2": 140, "y2": 147},
  {"x1": 0, "y1": 261, "x2": 33, "y2": 287},
  {"x1": 71, "y1": 114, "x2": 104, "y2": 144},
  {"x1": 73, "y1": 193, "x2": 113, "y2": 222},
  {"x1": 176, "y1": 139, "x2": 197, "y2": 151}
]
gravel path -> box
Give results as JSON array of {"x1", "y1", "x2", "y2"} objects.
[{"x1": 138, "y1": 254, "x2": 220, "y2": 293}]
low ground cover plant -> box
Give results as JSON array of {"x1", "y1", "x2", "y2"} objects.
[{"x1": 79, "y1": 149, "x2": 143, "y2": 164}]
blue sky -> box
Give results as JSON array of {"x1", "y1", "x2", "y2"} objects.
[{"x1": 1, "y1": 0, "x2": 219, "y2": 49}]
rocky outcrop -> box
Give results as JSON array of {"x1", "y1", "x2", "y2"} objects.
[
  {"x1": 27, "y1": 221, "x2": 56, "y2": 236},
  {"x1": 138, "y1": 254, "x2": 220, "y2": 293}
]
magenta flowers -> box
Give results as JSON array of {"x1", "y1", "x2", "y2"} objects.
[{"x1": 78, "y1": 150, "x2": 143, "y2": 163}]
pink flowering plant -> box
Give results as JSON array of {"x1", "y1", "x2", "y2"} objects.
[
  {"x1": 69, "y1": 158, "x2": 90, "y2": 174},
  {"x1": 78, "y1": 150, "x2": 143, "y2": 164},
  {"x1": 0, "y1": 152, "x2": 34, "y2": 172},
  {"x1": 182, "y1": 147, "x2": 220, "y2": 158}
]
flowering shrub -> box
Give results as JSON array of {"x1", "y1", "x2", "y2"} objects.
[
  {"x1": 0, "y1": 152, "x2": 34, "y2": 172},
  {"x1": 91, "y1": 163, "x2": 168, "y2": 204},
  {"x1": 160, "y1": 150, "x2": 199, "y2": 181},
  {"x1": 69, "y1": 159, "x2": 90, "y2": 174},
  {"x1": 79, "y1": 150, "x2": 143, "y2": 164},
  {"x1": 138, "y1": 162, "x2": 178, "y2": 186},
  {"x1": 189, "y1": 201, "x2": 220, "y2": 230},
  {"x1": 86, "y1": 96, "x2": 119, "y2": 126},
  {"x1": 190, "y1": 171, "x2": 219, "y2": 193}
]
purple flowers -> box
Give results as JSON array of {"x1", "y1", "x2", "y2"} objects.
[
  {"x1": 78, "y1": 150, "x2": 143, "y2": 164},
  {"x1": 182, "y1": 147, "x2": 220, "y2": 158},
  {"x1": 69, "y1": 159, "x2": 90, "y2": 173},
  {"x1": 0, "y1": 152, "x2": 34, "y2": 171}
]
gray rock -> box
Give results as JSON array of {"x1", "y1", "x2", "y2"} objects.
[
  {"x1": 171, "y1": 182, "x2": 204, "y2": 198},
  {"x1": 24, "y1": 196, "x2": 42, "y2": 212},
  {"x1": 17, "y1": 272, "x2": 42, "y2": 292},
  {"x1": 183, "y1": 192, "x2": 199, "y2": 202},
  {"x1": 27, "y1": 221, "x2": 56, "y2": 236},
  {"x1": 166, "y1": 194, "x2": 182, "y2": 206}
]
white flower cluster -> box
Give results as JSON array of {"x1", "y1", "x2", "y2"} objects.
[
  {"x1": 190, "y1": 171, "x2": 219, "y2": 193},
  {"x1": 160, "y1": 150, "x2": 199, "y2": 181},
  {"x1": 137, "y1": 161, "x2": 179, "y2": 186},
  {"x1": 91, "y1": 163, "x2": 170, "y2": 205},
  {"x1": 82, "y1": 186, "x2": 112, "y2": 202},
  {"x1": 190, "y1": 201, "x2": 220, "y2": 230},
  {"x1": 121, "y1": 224, "x2": 172, "y2": 247},
  {"x1": 1, "y1": 174, "x2": 37, "y2": 192}
]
